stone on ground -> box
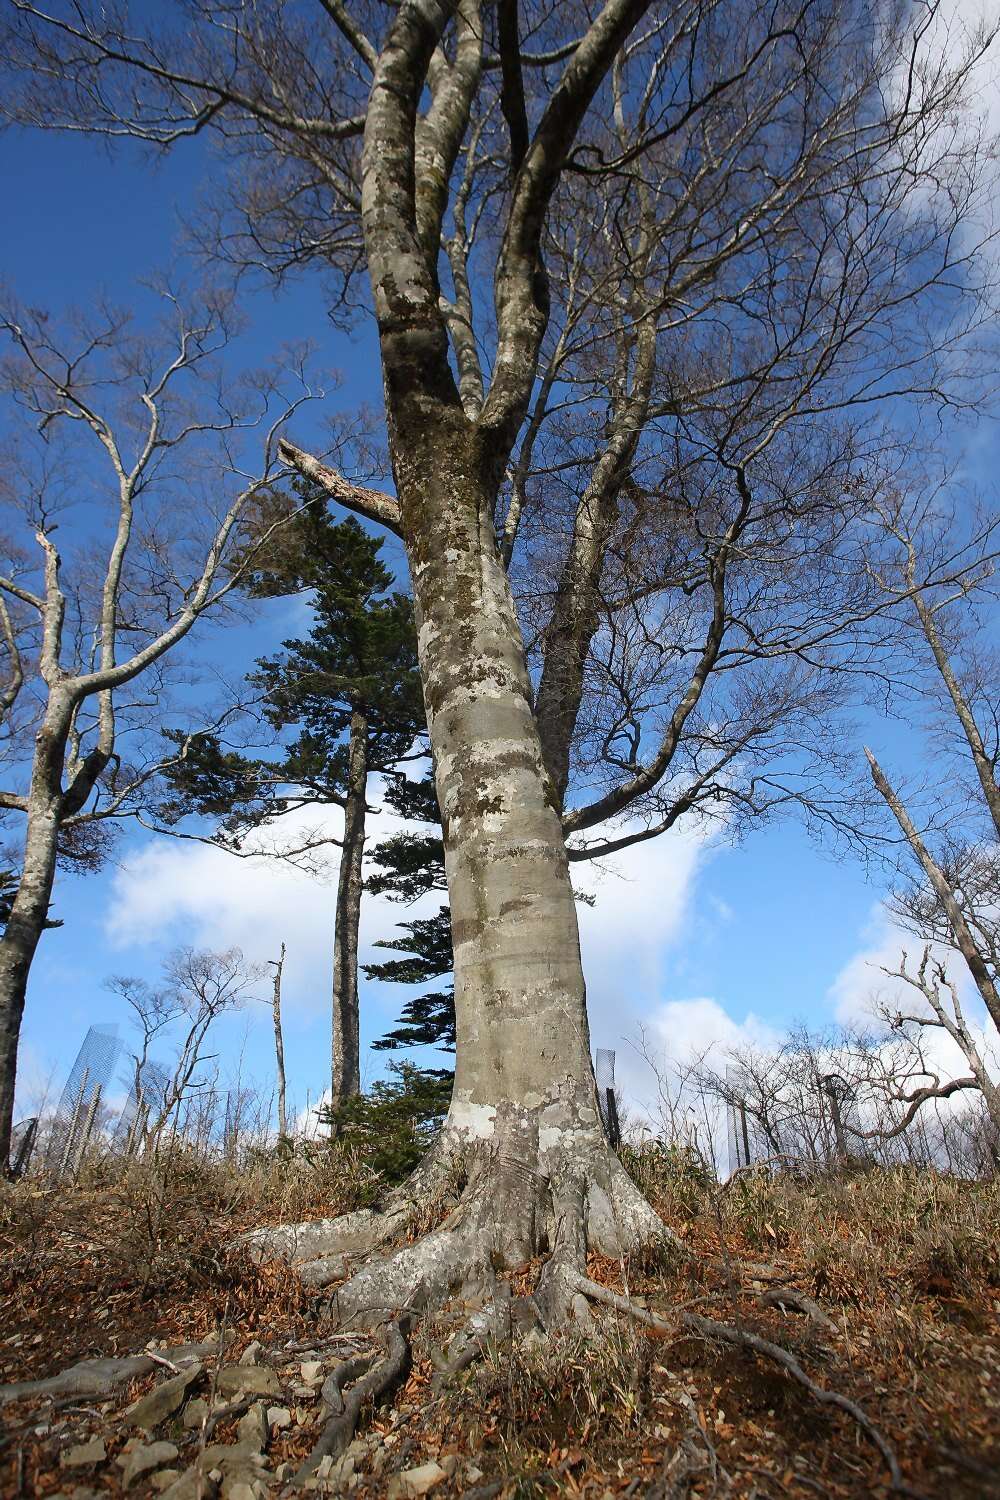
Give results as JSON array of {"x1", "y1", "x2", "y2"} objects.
[
  {"x1": 216, "y1": 1365, "x2": 281, "y2": 1398},
  {"x1": 237, "y1": 1402, "x2": 269, "y2": 1451},
  {"x1": 387, "y1": 1461, "x2": 448, "y2": 1498},
  {"x1": 119, "y1": 1441, "x2": 180, "y2": 1488},
  {"x1": 59, "y1": 1437, "x2": 107, "y2": 1468},
  {"x1": 125, "y1": 1362, "x2": 204, "y2": 1429}
]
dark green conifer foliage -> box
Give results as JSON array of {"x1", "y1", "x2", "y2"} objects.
[
  {"x1": 319, "y1": 1062, "x2": 453, "y2": 1185},
  {"x1": 365, "y1": 771, "x2": 456, "y2": 1058}
]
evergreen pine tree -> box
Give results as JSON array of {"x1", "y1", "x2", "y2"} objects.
[
  {"x1": 161, "y1": 487, "x2": 425, "y2": 1109},
  {"x1": 365, "y1": 770, "x2": 456, "y2": 1063}
]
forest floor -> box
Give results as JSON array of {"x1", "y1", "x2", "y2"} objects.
[{"x1": 0, "y1": 1145, "x2": 998, "y2": 1500}]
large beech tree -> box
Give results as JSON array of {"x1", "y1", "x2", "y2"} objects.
[{"x1": 7, "y1": 0, "x2": 996, "y2": 1326}]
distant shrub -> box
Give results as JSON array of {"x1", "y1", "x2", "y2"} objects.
[{"x1": 319, "y1": 1064, "x2": 453, "y2": 1186}]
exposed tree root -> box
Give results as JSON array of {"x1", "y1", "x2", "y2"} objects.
[
  {"x1": 319, "y1": 1351, "x2": 377, "y2": 1413},
  {"x1": 0, "y1": 1342, "x2": 213, "y2": 1406},
  {"x1": 757, "y1": 1284, "x2": 838, "y2": 1335},
  {"x1": 571, "y1": 1273, "x2": 921, "y2": 1498},
  {"x1": 249, "y1": 1126, "x2": 676, "y2": 1335},
  {"x1": 242, "y1": 1136, "x2": 467, "y2": 1281},
  {"x1": 293, "y1": 1316, "x2": 412, "y2": 1484}
]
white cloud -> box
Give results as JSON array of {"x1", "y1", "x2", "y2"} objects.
[
  {"x1": 106, "y1": 795, "x2": 441, "y2": 1025},
  {"x1": 829, "y1": 906, "x2": 962, "y2": 1028},
  {"x1": 574, "y1": 820, "x2": 710, "y2": 1041}
]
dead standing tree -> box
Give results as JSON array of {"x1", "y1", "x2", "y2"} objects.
[
  {"x1": 270, "y1": 942, "x2": 289, "y2": 1142},
  {"x1": 6, "y1": 0, "x2": 997, "y2": 1334},
  {"x1": 0, "y1": 290, "x2": 313, "y2": 1167}
]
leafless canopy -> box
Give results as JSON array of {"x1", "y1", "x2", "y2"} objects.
[{"x1": 3, "y1": 0, "x2": 997, "y2": 858}]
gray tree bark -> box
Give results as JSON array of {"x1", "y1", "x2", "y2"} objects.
[
  {"x1": 0, "y1": 693, "x2": 83, "y2": 1171},
  {"x1": 246, "y1": 0, "x2": 666, "y2": 1317},
  {"x1": 331, "y1": 707, "x2": 367, "y2": 1112}
]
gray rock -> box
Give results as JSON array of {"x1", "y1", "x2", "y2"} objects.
[
  {"x1": 222, "y1": 1481, "x2": 267, "y2": 1500},
  {"x1": 237, "y1": 1340, "x2": 263, "y2": 1367},
  {"x1": 199, "y1": 1440, "x2": 268, "y2": 1470},
  {"x1": 119, "y1": 1441, "x2": 180, "y2": 1489},
  {"x1": 386, "y1": 1462, "x2": 448, "y2": 1499},
  {"x1": 216, "y1": 1365, "x2": 281, "y2": 1398},
  {"x1": 159, "y1": 1465, "x2": 219, "y2": 1500},
  {"x1": 317, "y1": 1453, "x2": 355, "y2": 1487},
  {"x1": 266, "y1": 1405, "x2": 291, "y2": 1431},
  {"x1": 150, "y1": 1472, "x2": 183, "y2": 1492},
  {"x1": 126, "y1": 1362, "x2": 204, "y2": 1430},
  {"x1": 236, "y1": 1402, "x2": 269, "y2": 1452},
  {"x1": 299, "y1": 1359, "x2": 323, "y2": 1385},
  {"x1": 182, "y1": 1397, "x2": 209, "y2": 1430},
  {"x1": 59, "y1": 1437, "x2": 107, "y2": 1469}
]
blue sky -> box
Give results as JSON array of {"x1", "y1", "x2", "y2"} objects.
[{"x1": 3, "y1": 82, "x2": 998, "y2": 1135}]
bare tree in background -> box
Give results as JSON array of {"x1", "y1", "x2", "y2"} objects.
[
  {"x1": 110, "y1": 948, "x2": 261, "y2": 1149},
  {"x1": 862, "y1": 487, "x2": 1000, "y2": 1154},
  {"x1": 105, "y1": 971, "x2": 180, "y2": 1140},
  {"x1": 0, "y1": 289, "x2": 313, "y2": 1166},
  {"x1": 694, "y1": 1024, "x2": 989, "y2": 1174},
  {"x1": 4, "y1": 0, "x2": 997, "y2": 1329},
  {"x1": 144, "y1": 948, "x2": 261, "y2": 1144},
  {"x1": 876, "y1": 948, "x2": 1000, "y2": 1158}
]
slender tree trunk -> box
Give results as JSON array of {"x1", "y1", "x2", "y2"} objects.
[
  {"x1": 271, "y1": 942, "x2": 288, "y2": 1140},
  {"x1": 867, "y1": 749, "x2": 1000, "y2": 1035},
  {"x1": 331, "y1": 707, "x2": 367, "y2": 1112},
  {"x1": 534, "y1": 321, "x2": 657, "y2": 807},
  {"x1": 910, "y1": 560, "x2": 1000, "y2": 842},
  {"x1": 0, "y1": 705, "x2": 68, "y2": 1170}
]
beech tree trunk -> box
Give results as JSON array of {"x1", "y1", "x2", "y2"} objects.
[
  {"x1": 331, "y1": 707, "x2": 367, "y2": 1110},
  {"x1": 246, "y1": 0, "x2": 666, "y2": 1311},
  {"x1": 0, "y1": 707, "x2": 68, "y2": 1170},
  {"x1": 391, "y1": 416, "x2": 641, "y2": 1263}
]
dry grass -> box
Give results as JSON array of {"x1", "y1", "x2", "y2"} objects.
[{"x1": 1, "y1": 1144, "x2": 998, "y2": 1498}]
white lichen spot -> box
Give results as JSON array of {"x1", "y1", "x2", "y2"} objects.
[{"x1": 448, "y1": 1098, "x2": 497, "y2": 1140}]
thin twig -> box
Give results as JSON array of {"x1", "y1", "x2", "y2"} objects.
[{"x1": 143, "y1": 1349, "x2": 182, "y2": 1375}]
